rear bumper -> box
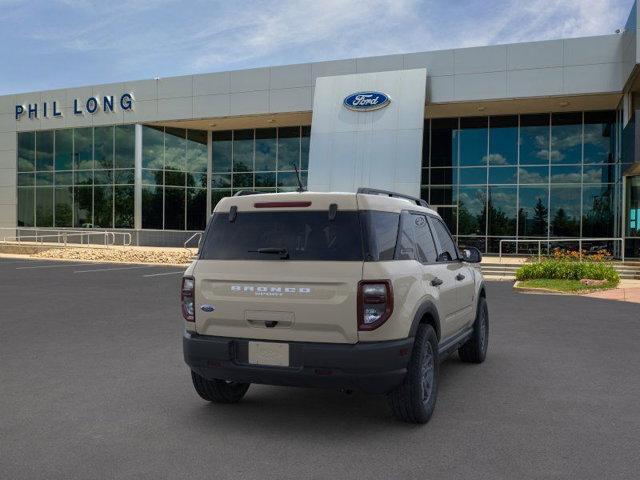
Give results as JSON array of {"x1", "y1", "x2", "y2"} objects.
[{"x1": 183, "y1": 331, "x2": 413, "y2": 394}]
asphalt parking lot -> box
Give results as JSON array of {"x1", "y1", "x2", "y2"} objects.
[{"x1": 1, "y1": 258, "x2": 639, "y2": 480}]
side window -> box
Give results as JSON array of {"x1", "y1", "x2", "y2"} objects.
[
  {"x1": 394, "y1": 212, "x2": 416, "y2": 260},
  {"x1": 430, "y1": 216, "x2": 458, "y2": 262},
  {"x1": 413, "y1": 214, "x2": 438, "y2": 263}
]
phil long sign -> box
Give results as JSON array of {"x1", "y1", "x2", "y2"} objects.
[{"x1": 15, "y1": 93, "x2": 134, "y2": 120}]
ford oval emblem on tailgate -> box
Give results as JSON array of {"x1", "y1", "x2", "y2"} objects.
[{"x1": 200, "y1": 304, "x2": 215, "y2": 312}]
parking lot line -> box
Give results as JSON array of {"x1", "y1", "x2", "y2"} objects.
[
  {"x1": 142, "y1": 271, "x2": 184, "y2": 277},
  {"x1": 74, "y1": 265, "x2": 159, "y2": 273},
  {"x1": 16, "y1": 263, "x2": 92, "y2": 270}
]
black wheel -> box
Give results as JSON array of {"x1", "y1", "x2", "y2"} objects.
[
  {"x1": 458, "y1": 296, "x2": 489, "y2": 364},
  {"x1": 387, "y1": 324, "x2": 438, "y2": 424},
  {"x1": 190, "y1": 370, "x2": 250, "y2": 403}
]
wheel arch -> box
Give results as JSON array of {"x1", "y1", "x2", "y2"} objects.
[{"x1": 409, "y1": 300, "x2": 441, "y2": 341}]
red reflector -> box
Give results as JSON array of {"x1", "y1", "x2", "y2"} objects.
[{"x1": 254, "y1": 201, "x2": 312, "y2": 208}]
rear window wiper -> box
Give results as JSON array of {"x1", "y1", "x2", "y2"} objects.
[{"x1": 248, "y1": 247, "x2": 290, "y2": 259}]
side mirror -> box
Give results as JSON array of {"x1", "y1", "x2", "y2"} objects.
[{"x1": 460, "y1": 246, "x2": 482, "y2": 263}]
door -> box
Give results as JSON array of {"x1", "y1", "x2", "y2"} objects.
[{"x1": 428, "y1": 215, "x2": 476, "y2": 336}]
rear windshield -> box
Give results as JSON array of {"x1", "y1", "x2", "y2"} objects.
[{"x1": 200, "y1": 211, "x2": 365, "y2": 261}]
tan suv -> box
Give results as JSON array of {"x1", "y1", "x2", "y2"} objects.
[{"x1": 182, "y1": 188, "x2": 488, "y2": 423}]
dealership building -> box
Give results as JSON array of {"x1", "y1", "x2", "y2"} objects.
[{"x1": 2, "y1": 5, "x2": 640, "y2": 256}]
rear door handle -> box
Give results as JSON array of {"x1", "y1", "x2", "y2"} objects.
[
  {"x1": 431, "y1": 277, "x2": 443, "y2": 287},
  {"x1": 456, "y1": 273, "x2": 465, "y2": 281}
]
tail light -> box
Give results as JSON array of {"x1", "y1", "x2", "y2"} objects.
[
  {"x1": 358, "y1": 280, "x2": 393, "y2": 331},
  {"x1": 181, "y1": 276, "x2": 195, "y2": 322}
]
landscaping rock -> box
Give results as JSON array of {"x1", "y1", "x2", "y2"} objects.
[
  {"x1": 580, "y1": 278, "x2": 607, "y2": 286},
  {"x1": 30, "y1": 246, "x2": 196, "y2": 265}
]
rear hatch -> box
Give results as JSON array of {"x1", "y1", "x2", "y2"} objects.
[{"x1": 193, "y1": 193, "x2": 363, "y2": 344}]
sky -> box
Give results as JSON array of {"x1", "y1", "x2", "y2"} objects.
[{"x1": 0, "y1": 0, "x2": 636, "y2": 95}]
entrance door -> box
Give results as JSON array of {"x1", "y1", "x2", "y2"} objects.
[{"x1": 625, "y1": 175, "x2": 640, "y2": 257}]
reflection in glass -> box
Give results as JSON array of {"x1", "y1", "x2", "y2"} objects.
[
  {"x1": 18, "y1": 132, "x2": 35, "y2": 172},
  {"x1": 35, "y1": 172, "x2": 53, "y2": 186},
  {"x1": 429, "y1": 186, "x2": 455, "y2": 205},
  {"x1": 142, "y1": 186, "x2": 163, "y2": 229},
  {"x1": 430, "y1": 168, "x2": 455, "y2": 185},
  {"x1": 94, "y1": 126, "x2": 114, "y2": 169},
  {"x1": 488, "y1": 116, "x2": 517, "y2": 166},
  {"x1": 187, "y1": 188, "x2": 207, "y2": 230},
  {"x1": 17, "y1": 188, "x2": 34, "y2": 226},
  {"x1": 18, "y1": 173, "x2": 34, "y2": 187},
  {"x1": 551, "y1": 113, "x2": 581, "y2": 164},
  {"x1": 36, "y1": 130, "x2": 54, "y2": 171},
  {"x1": 75, "y1": 170, "x2": 93, "y2": 186},
  {"x1": 74, "y1": 186, "x2": 92, "y2": 227},
  {"x1": 488, "y1": 186, "x2": 517, "y2": 236},
  {"x1": 233, "y1": 130, "x2": 253, "y2": 172},
  {"x1": 74, "y1": 128, "x2": 93, "y2": 170},
  {"x1": 114, "y1": 186, "x2": 134, "y2": 228},
  {"x1": 550, "y1": 186, "x2": 580, "y2": 237},
  {"x1": 255, "y1": 128, "x2": 276, "y2": 171},
  {"x1": 582, "y1": 184, "x2": 614, "y2": 237},
  {"x1": 488, "y1": 167, "x2": 517, "y2": 184},
  {"x1": 519, "y1": 166, "x2": 548, "y2": 184},
  {"x1": 186, "y1": 130, "x2": 207, "y2": 173},
  {"x1": 458, "y1": 187, "x2": 486, "y2": 236},
  {"x1": 55, "y1": 129, "x2": 73, "y2": 171},
  {"x1": 255, "y1": 172, "x2": 276, "y2": 187},
  {"x1": 94, "y1": 185, "x2": 113, "y2": 228},
  {"x1": 519, "y1": 114, "x2": 549, "y2": 165},
  {"x1": 518, "y1": 186, "x2": 548, "y2": 236},
  {"x1": 584, "y1": 111, "x2": 615, "y2": 164},
  {"x1": 459, "y1": 117, "x2": 487, "y2": 166},
  {"x1": 35, "y1": 187, "x2": 54, "y2": 227},
  {"x1": 550, "y1": 165, "x2": 581, "y2": 183},
  {"x1": 142, "y1": 126, "x2": 164, "y2": 169},
  {"x1": 165, "y1": 128, "x2": 186, "y2": 171},
  {"x1": 430, "y1": 118, "x2": 458, "y2": 167},
  {"x1": 164, "y1": 187, "x2": 185, "y2": 230},
  {"x1": 212, "y1": 131, "x2": 232, "y2": 172},
  {"x1": 278, "y1": 127, "x2": 300, "y2": 171},
  {"x1": 584, "y1": 165, "x2": 614, "y2": 184},
  {"x1": 301, "y1": 126, "x2": 310, "y2": 170},
  {"x1": 459, "y1": 167, "x2": 486, "y2": 185},
  {"x1": 115, "y1": 125, "x2": 135, "y2": 169}
]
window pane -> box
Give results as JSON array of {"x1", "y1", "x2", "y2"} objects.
[
  {"x1": 75, "y1": 169, "x2": 93, "y2": 186},
  {"x1": 233, "y1": 172, "x2": 253, "y2": 188},
  {"x1": 212, "y1": 174, "x2": 231, "y2": 188},
  {"x1": 55, "y1": 171, "x2": 73, "y2": 186},
  {"x1": 142, "y1": 126, "x2": 164, "y2": 169},
  {"x1": 488, "y1": 115, "x2": 517, "y2": 165},
  {"x1": 582, "y1": 184, "x2": 614, "y2": 237},
  {"x1": 18, "y1": 173, "x2": 34, "y2": 187},
  {"x1": 550, "y1": 165, "x2": 581, "y2": 183},
  {"x1": 18, "y1": 132, "x2": 35, "y2": 172},
  {"x1": 187, "y1": 171, "x2": 207, "y2": 188},
  {"x1": 186, "y1": 129, "x2": 208, "y2": 173},
  {"x1": 458, "y1": 187, "x2": 486, "y2": 235},
  {"x1": 114, "y1": 169, "x2": 134, "y2": 185},
  {"x1": 413, "y1": 214, "x2": 438, "y2": 263},
  {"x1": 550, "y1": 185, "x2": 580, "y2": 237},
  {"x1": 187, "y1": 188, "x2": 207, "y2": 230},
  {"x1": 362, "y1": 211, "x2": 399, "y2": 261},
  {"x1": 142, "y1": 169, "x2": 163, "y2": 186},
  {"x1": 459, "y1": 167, "x2": 486, "y2": 185},
  {"x1": 17, "y1": 187, "x2": 34, "y2": 226},
  {"x1": 551, "y1": 113, "x2": 581, "y2": 165},
  {"x1": 301, "y1": 126, "x2": 310, "y2": 170},
  {"x1": 165, "y1": 127, "x2": 186, "y2": 171},
  {"x1": 94, "y1": 126, "x2": 114, "y2": 169},
  {"x1": 255, "y1": 128, "x2": 276, "y2": 171},
  {"x1": 430, "y1": 168, "x2": 455, "y2": 185},
  {"x1": 518, "y1": 186, "x2": 548, "y2": 236},
  {"x1": 93, "y1": 186, "x2": 113, "y2": 228},
  {"x1": 255, "y1": 172, "x2": 276, "y2": 187},
  {"x1": 74, "y1": 127, "x2": 93, "y2": 170},
  {"x1": 35, "y1": 130, "x2": 54, "y2": 171},
  {"x1": 35, "y1": 187, "x2": 54, "y2": 227},
  {"x1": 35, "y1": 172, "x2": 53, "y2": 186},
  {"x1": 164, "y1": 187, "x2": 185, "y2": 230},
  {"x1": 459, "y1": 117, "x2": 487, "y2": 166},
  {"x1": 115, "y1": 124, "x2": 135, "y2": 169},
  {"x1": 488, "y1": 166, "x2": 517, "y2": 184},
  {"x1": 114, "y1": 186, "x2": 134, "y2": 228},
  {"x1": 212, "y1": 131, "x2": 232, "y2": 172},
  {"x1": 142, "y1": 186, "x2": 163, "y2": 229},
  {"x1": 430, "y1": 118, "x2": 457, "y2": 167},
  {"x1": 233, "y1": 129, "x2": 253, "y2": 172},
  {"x1": 94, "y1": 169, "x2": 113, "y2": 185},
  {"x1": 277, "y1": 126, "x2": 300, "y2": 171},
  {"x1": 55, "y1": 129, "x2": 73, "y2": 171},
  {"x1": 583, "y1": 164, "x2": 615, "y2": 184},
  {"x1": 519, "y1": 114, "x2": 549, "y2": 165},
  {"x1": 519, "y1": 166, "x2": 548, "y2": 184},
  {"x1": 584, "y1": 111, "x2": 615, "y2": 164},
  {"x1": 488, "y1": 186, "x2": 517, "y2": 236},
  {"x1": 165, "y1": 170, "x2": 185, "y2": 187},
  {"x1": 211, "y1": 189, "x2": 231, "y2": 210},
  {"x1": 429, "y1": 186, "x2": 455, "y2": 205},
  {"x1": 74, "y1": 186, "x2": 92, "y2": 227}
]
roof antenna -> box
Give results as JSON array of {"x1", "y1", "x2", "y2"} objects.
[{"x1": 293, "y1": 164, "x2": 306, "y2": 193}]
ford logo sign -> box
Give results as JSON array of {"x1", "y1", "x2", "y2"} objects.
[
  {"x1": 343, "y1": 91, "x2": 390, "y2": 111},
  {"x1": 200, "y1": 305, "x2": 215, "y2": 312}
]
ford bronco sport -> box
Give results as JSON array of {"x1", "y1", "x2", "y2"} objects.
[{"x1": 182, "y1": 188, "x2": 488, "y2": 423}]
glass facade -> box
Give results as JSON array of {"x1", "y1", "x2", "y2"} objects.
[
  {"x1": 211, "y1": 126, "x2": 310, "y2": 208},
  {"x1": 422, "y1": 111, "x2": 620, "y2": 253},
  {"x1": 17, "y1": 126, "x2": 135, "y2": 228}
]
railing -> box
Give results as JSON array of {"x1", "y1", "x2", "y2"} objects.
[
  {"x1": 0, "y1": 228, "x2": 132, "y2": 248},
  {"x1": 498, "y1": 238, "x2": 625, "y2": 262},
  {"x1": 183, "y1": 232, "x2": 202, "y2": 249}
]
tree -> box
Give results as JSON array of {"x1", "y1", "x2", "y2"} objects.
[{"x1": 532, "y1": 198, "x2": 548, "y2": 236}]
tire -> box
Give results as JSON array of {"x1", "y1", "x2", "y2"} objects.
[
  {"x1": 387, "y1": 324, "x2": 439, "y2": 424},
  {"x1": 458, "y1": 296, "x2": 489, "y2": 364},
  {"x1": 190, "y1": 370, "x2": 250, "y2": 403}
]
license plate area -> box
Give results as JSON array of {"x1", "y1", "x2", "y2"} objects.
[{"x1": 248, "y1": 341, "x2": 290, "y2": 367}]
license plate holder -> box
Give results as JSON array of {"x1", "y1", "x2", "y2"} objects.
[{"x1": 248, "y1": 341, "x2": 290, "y2": 367}]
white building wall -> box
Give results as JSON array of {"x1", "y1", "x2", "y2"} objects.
[{"x1": 307, "y1": 69, "x2": 426, "y2": 196}]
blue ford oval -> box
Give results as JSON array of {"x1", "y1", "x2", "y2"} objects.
[
  {"x1": 343, "y1": 91, "x2": 391, "y2": 111},
  {"x1": 200, "y1": 304, "x2": 215, "y2": 312}
]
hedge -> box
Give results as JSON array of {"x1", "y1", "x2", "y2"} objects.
[{"x1": 515, "y1": 260, "x2": 619, "y2": 284}]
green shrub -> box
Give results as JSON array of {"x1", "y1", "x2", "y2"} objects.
[{"x1": 515, "y1": 259, "x2": 619, "y2": 285}]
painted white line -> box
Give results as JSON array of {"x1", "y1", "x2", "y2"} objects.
[
  {"x1": 16, "y1": 263, "x2": 93, "y2": 270},
  {"x1": 74, "y1": 265, "x2": 159, "y2": 273},
  {"x1": 142, "y1": 271, "x2": 184, "y2": 277}
]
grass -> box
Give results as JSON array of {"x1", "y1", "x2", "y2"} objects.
[{"x1": 516, "y1": 278, "x2": 618, "y2": 293}]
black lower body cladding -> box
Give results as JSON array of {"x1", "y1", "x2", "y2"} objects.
[{"x1": 183, "y1": 331, "x2": 414, "y2": 394}]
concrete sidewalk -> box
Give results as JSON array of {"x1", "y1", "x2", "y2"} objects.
[{"x1": 582, "y1": 280, "x2": 640, "y2": 304}]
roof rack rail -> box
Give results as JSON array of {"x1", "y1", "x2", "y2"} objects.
[
  {"x1": 357, "y1": 187, "x2": 430, "y2": 208},
  {"x1": 233, "y1": 190, "x2": 261, "y2": 197}
]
